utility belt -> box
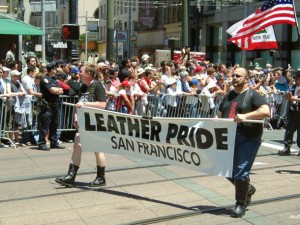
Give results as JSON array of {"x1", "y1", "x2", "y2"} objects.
[
  {"x1": 39, "y1": 99, "x2": 58, "y2": 112},
  {"x1": 47, "y1": 102, "x2": 59, "y2": 107}
]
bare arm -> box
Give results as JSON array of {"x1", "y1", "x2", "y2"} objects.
[
  {"x1": 235, "y1": 104, "x2": 270, "y2": 123},
  {"x1": 28, "y1": 88, "x2": 42, "y2": 97}
]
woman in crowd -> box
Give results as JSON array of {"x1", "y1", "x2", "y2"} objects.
[
  {"x1": 6, "y1": 70, "x2": 26, "y2": 146},
  {"x1": 115, "y1": 81, "x2": 134, "y2": 114},
  {"x1": 165, "y1": 78, "x2": 179, "y2": 117}
]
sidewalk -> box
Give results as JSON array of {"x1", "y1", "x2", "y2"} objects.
[{"x1": 0, "y1": 132, "x2": 299, "y2": 225}]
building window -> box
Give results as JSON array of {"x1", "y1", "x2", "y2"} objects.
[
  {"x1": 121, "y1": 1, "x2": 123, "y2": 14},
  {"x1": 125, "y1": 1, "x2": 127, "y2": 14},
  {"x1": 213, "y1": 26, "x2": 222, "y2": 47},
  {"x1": 291, "y1": 50, "x2": 300, "y2": 69}
]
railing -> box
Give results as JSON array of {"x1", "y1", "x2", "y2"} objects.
[{"x1": 0, "y1": 91, "x2": 288, "y2": 147}]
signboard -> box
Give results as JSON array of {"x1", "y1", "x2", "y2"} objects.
[
  {"x1": 53, "y1": 42, "x2": 68, "y2": 48},
  {"x1": 35, "y1": 44, "x2": 42, "y2": 52},
  {"x1": 118, "y1": 43, "x2": 123, "y2": 56},
  {"x1": 88, "y1": 32, "x2": 99, "y2": 41},
  {"x1": 77, "y1": 107, "x2": 236, "y2": 177},
  {"x1": 115, "y1": 32, "x2": 128, "y2": 42},
  {"x1": 87, "y1": 21, "x2": 99, "y2": 32},
  {"x1": 31, "y1": 1, "x2": 56, "y2": 12}
]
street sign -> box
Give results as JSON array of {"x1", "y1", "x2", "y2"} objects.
[
  {"x1": 118, "y1": 43, "x2": 123, "y2": 56},
  {"x1": 53, "y1": 42, "x2": 68, "y2": 48},
  {"x1": 88, "y1": 32, "x2": 98, "y2": 41},
  {"x1": 87, "y1": 21, "x2": 98, "y2": 32},
  {"x1": 35, "y1": 44, "x2": 42, "y2": 52},
  {"x1": 115, "y1": 32, "x2": 127, "y2": 42}
]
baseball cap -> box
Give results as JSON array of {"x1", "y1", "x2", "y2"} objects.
[
  {"x1": 141, "y1": 54, "x2": 150, "y2": 62},
  {"x1": 121, "y1": 80, "x2": 133, "y2": 87},
  {"x1": 206, "y1": 82, "x2": 216, "y2": 89},
  {"x1": 2, "y1": 67, "x2": 11, "y2": 72},
  {"x1": 194, "y1": 66, "x2": 203, "y2": 73},
  {"x1": 166, "y1": 78, "x2": 177, "y2": 86},
  {"x1": 71, "y1": 67, "x2": 79, "y2": 74},
  {"x1": 60, "y1": 73, "x2": 67, "y2": 79},
  {"x1": 137, "y1": 68, "x2": 145, "y2": 76},
  {"x1": 11, "y1": 69, "x2": 21, "y2": 76},
  {"x1": 55, "y1": 59, "x2": 65, "y2": 65},
  {"x1": 46, "y1": 62, "x2": 57, "y2": 71},
  {"x1": 190, "y1": 78, "x2": 199, "y2": 85},
  {"x1": 98, "y1": 62, "x2": 107, "y2": 68}
]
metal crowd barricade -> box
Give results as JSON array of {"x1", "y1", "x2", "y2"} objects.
[
  {"x1": 57, "y1": 95, "x2": 78, "y2": 131},
  {"x1": 0, "y1": 95, "x2": 79, "y2": 148},
  {"x1": 144, "y1": 93, "x2": 223, "y2": 118},
  {"x1": 0, "y1": 98, "x2": 13, "y2": 146},
  {"x1": 264, "y1": 92, "x2": 286, "y2": 129}
]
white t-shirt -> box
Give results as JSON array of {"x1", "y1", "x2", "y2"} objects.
[
  {"x1": 5, "y1": 50, "x2": 15, "y2": 62},
  {"x1": 22, "y1": 75, "x2": 34, "y2": 94}
]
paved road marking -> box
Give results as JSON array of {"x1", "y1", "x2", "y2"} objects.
[
  {"x1": 262, "y1": 142, "x2": 298, "y2": 153},
  {"x1": 253, "y1": 162, "x2": 268, "y2": 165},
  {"x1": 289, "y1": 215, "x2": 300, "y2": 219}
]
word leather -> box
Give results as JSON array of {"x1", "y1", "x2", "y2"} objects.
[
  {"x1": 84, "y1": 112, "x2": 228, "y2": 151},
  {"x1": 78, "y1": 108, "x2": 236, "y2": 177}
]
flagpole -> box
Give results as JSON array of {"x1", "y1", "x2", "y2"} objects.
[
  {"x1": 292, "y1": 0, "x2": 300, "y2": 35},
  {"x1": 241, "y1": 3, "x2": 249, "y2": 68}
]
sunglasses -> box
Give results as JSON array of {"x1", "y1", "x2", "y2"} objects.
[{"x1": 231, "y1": 74, "x2": 243, "y2": 78}]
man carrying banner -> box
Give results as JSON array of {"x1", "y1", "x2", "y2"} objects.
[
  {"x1": 217, "y1": 67, "x2": 270, "y2": 218},
  {"x1": 55, "y1": 64, "x2": 107, "y2": 187}
]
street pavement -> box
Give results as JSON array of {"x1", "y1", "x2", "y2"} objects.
[{"x1": 0, "y1": 129, "x2": 299, "y2": 225}]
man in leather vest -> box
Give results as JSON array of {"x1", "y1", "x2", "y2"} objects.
[
  {"x1": 278, "y1": 71, "x2": 300, "y2": 156},
  {"x1": 217, "y1": 67, "x2": 270, "y2": 218},
  {"x1": 55, "y1": 64, "x2": 107, "y2": 187}
]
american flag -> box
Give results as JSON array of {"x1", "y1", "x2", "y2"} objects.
[{"x1": 228, "y1": 0, "x2": 297, "y2": 41}]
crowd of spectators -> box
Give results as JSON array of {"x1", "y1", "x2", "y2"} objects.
[{"x1": 0, "y1": 50, "x2": 295, "y2": 148}]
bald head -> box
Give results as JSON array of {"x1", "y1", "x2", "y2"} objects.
[{"x1": 234, "y1": 67, "x2": 249, "y2": 78}]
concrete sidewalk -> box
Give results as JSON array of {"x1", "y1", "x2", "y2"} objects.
[{"x1": 0, "y1": 132, "x2": 300, "y2": 225}]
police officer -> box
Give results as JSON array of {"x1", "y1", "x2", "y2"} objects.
[
  {"x1": 38, "y1": 62, "x2": 65, "y2": 150},
  {"x1": 278, "y1": 71, "x2": 300, "y2": 156}
]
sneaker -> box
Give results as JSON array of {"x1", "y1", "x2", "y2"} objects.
[{"x1": 0, "y1": 143, "x2": 9, "y2": 148}]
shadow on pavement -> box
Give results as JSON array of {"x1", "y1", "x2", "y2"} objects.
[{"x1": 276, "y1": 170, "x2": 300, "y2": 175}]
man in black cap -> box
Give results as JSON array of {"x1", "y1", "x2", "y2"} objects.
[
  {"x1": 38, "y1": 62, "x2": 65, "y2": 150},
  {"x1": 278, "y1": 70, "x2": 300, "y2": 156}
]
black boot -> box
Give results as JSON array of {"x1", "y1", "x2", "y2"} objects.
[
  {"x1": 89, "y1": 166, "x2": 106, "y2": 187},
  {"x1": 55, "y1": 163, "x2": 79, "y2": 187},
  {"x1": 231, "y1": 202, "x2": 246, "y2": 218},
  {"x1": 278, "y1": 147, "x2": 291, "y2": 156},
  {"x1": 245, "y1": 184, "x2": 256, "y2": 207},
  {"x1": 231, "y1": 180, "x2": 248, "y2": 218}
]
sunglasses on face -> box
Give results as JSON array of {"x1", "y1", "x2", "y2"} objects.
[{"x1": 231, "y1": 74, "x2": 243, "y2": 78}]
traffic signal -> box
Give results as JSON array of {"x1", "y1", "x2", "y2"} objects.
[{"x1": 62, "y1": 24, "x2": 79, "y2": 41}]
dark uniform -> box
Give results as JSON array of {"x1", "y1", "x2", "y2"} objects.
[
  {"x1": 279, "y1": 73, "x2": 300, "y2": 156},
  {"x1": 38, "y1": 63, "x2": 65, "y2": 150}
]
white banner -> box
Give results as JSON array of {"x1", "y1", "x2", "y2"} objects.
[{"x1": 77, "y1": 107, "x2": 237, "y2": 177}]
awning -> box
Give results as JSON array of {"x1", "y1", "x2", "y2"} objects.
[{"x1": 0, "y1": 14, "x2": 44, "y2": 35}]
